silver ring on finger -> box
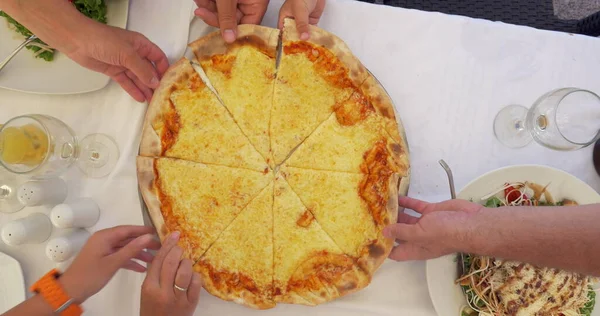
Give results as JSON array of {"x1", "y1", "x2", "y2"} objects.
[{"x1": 174, "y1": 284, "x2": 188, "y2": 292}]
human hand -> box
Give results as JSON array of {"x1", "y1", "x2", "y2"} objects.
[
  {"x1": 140, "y1": 232, "x2": 202, "y2": 316},
  {"x1": 383, "y1": 196, "x2": 482, "y2": 261},
  {"x1": 59, "y1": 226, "x2": 160, "y2": 304},
  {"x1": 194, "y1": 0, "x2": 270, "y2": 43},
  {"x1": 64, "y1": 23, "x2": 169, "y2": 103},
  {"x1": 278, "y1": 0, "x2": 326, "y2": 40}
]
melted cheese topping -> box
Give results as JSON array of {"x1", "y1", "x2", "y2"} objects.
[
  {"x1": 201, "y1": 45, "x2": 276, "y2": 162},
  {"x1": 272, "y1": 175, "x2": 345, "y2": 299},
  {"x1": 154, "y1": 158, "x2": 271, "y2": 259},
  {"x1": 280, "y1": 166, "x2": 379, "y2": 258},
  {"x1": 197, "y1": 183, "x2": 275, "y2": 309},
  {"x1": 163, "y1": 73, "x2": 268, "y2": 171},
  {"x1": 270, "y1": 42, "x2": 360, "y2": 165}
]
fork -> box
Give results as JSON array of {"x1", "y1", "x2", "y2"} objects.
[{"x1": 0, "y1": 34, "x2": 38, "y2": 73}]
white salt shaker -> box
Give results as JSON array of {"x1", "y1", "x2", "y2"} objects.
[
  {"x1": 50, "y1": 198, "x2": 100, "y2": 229},
  {"x1": 18, "y1": 178, "x2": 68, "y2": 207},
  {"x1": 45, "y1": 229, "x2": 90, "y2": 263},
  {"x1": 1, "y1": 213, "x2": 53, "y2": 246}
]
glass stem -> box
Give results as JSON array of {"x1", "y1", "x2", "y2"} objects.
[{"x1": 0, "y1": 186, "x2": 10, "y2": 199}]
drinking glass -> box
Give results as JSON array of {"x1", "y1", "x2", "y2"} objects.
[
  {"x1": 493, "y1": 88, "x2": 600, "y2": 150},
  {"x1": 0, "y1": 114, "x2": 119, "y2": 179},
  {"x1": 0, "y1": 168, "x2": 25, "y2": 213}
]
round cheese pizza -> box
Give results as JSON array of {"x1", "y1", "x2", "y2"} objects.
[{"x1": 137, "y1": 19, "x2": 410, "y2": 310}]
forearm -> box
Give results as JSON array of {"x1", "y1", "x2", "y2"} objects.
[
  {"x1": 463, "y1": 204, "x2": 600, "y2": 276},
  {"x1": 0, "y1": 0, "x2": 90, "y2": 52}
]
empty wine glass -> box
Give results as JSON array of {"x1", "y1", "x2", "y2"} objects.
[
  {"x1": 0, "y1": 168, "x2": 26, "y2": 213},
  {"x1": 494, "y1": 88, "x2": 600, "y2": 150},
  {"x1": 0, "y1": 114, "x2": 119, "y2": 179}
]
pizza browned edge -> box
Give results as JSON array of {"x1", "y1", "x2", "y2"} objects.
[
  {"x1": 139, "y1": 58, "x2": 196, "y2": 158},
  {"x1": 136, "y1": 20, "x2": 411, "y2": 309}
]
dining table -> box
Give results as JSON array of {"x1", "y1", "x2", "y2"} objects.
[{"x1": 1, "y1": 0, "x2": 600, "y2": 315}]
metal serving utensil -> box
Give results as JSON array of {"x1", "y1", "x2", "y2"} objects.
[
  {"x1": 439, "y1": 160, "x2": 479, "y2": 312},
  {"x1": 0, "y1": 34, "x2": 38, "y2": 73}
]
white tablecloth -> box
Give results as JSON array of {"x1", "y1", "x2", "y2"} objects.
[{"x1": 2, "y1": 0, "x2": 600, "y2": 315}]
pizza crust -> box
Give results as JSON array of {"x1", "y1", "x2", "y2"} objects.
[
  {"x1": 189, "y1": 24, "x2": 279, "y2": 61},
  {"x1": 283, "y1": 18, "x2": 368, "y2": 87},
  {"x1": 136, "y1": 156, "x2": 168, "y2": 241},
  {"x1": 140, "y1": 58, "x2": 194, "y2": 157}
]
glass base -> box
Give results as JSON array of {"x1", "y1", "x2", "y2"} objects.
[
  {"x1": 0, "y1": 173, "x2": 25, "y2": 213},
  {"x1": 493, "y1": 105, "x2": 533, "y2": 148},
  {"x1": 76, "y1": 134, "x2": 120, "y2": 178}
]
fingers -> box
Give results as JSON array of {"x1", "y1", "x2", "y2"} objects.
[
  {"x1": 216, "y1": 0, "x2": 239, "y2": 43},
  {"x1": 109, "y1": 233, "x2": 155, "y2": 271},
  {"x1": 195, "y1": 7, "x2": 220, "y2": 28},
  {"x1": 143, "y1": 40, "x2": 170, "y2": 78},
  {"x1": 397, "y1": 211, "x2": 419, "y2": 225},
  {"x1": 121, "y1": 49, "x2": 160, "y2": 90},
  {"x1": 291, "y1": 0, "x2": 312, "y2": 40},
  {"x1": 308, "y1": 0, "x2": 326, "y2": 24},
  {"x1": 187, "y1": 272, "x2": 203, "y2": 304},
  {"x1": 102, "y1": 225, "x2": 155, "y2": 244},
  {"x1": 173, "y1": 259, "x2": 194, "y2": 298},
  {"x1": 388, "y1": 243, "x2": 429, "y2": 261},
  {"x1": 382, "y1": 223, "x2": 421, "y2": 241},
  {"x1": 160, "y1": 244, "x2": 184, "y2": 288},
  {"x1": 111, "y1": 72, "x2": 145, "y2": 102},
  {"x1": 135, "y1": 250, "x2": 155, "y2": 264},
  {"x1": 147, "y1": 232, "x2": 180, "y2": 285},
  {"x1": 123, "y1": 260, "x2": 147, "y2": 272},
  {"x1": 125, "y1": 70, "x2": 153, "y2": 102},
  {"x1": 398, "y1": 196, "x2": 430, "y2": 214},
  {"x1": 239, "y1": 0, "x2": 269, "y2": 25}
]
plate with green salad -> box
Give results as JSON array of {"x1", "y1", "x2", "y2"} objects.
[
  {"x1": 0, "y1": 0, "x2": 129, "y2": 94},
  {"x1": 425, "y1": 165, "x2": 599, "y2": 316}
]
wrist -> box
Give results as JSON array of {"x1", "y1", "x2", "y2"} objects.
[{"x1": 58, "y1": 271, "x2": 88, "y2": 304}]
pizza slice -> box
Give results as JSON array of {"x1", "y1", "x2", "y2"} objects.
[
  {"x1": 273, "y1": 174, "x2": 370, "y2": 305},
  {"x1": 284, "y1": 85, "x2": 409, "y2": 174},
  {"x1": 195, "y1": 182, "x2": 274, "y2": 309},
  {"x1": 270, "y1": 19, "x2": 370, "y2": 165},
  {"x1": 137, "y1": 156, "x2": 271, "y2": 260},
  {"x1": 139, "y1": 58, "x2": 268, "y2": 172},
  {"x1": 189, "y1": 26, "x2": 279, "y2": 164},
  {"x1": 280, "y1": 166, "x2": 398, "y2": 274}
]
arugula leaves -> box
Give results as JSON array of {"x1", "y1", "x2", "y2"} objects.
[
  {"x1": 484, "y1": 196, "x2": 503, "y2": 208},
  {"x1": 581, "y1": 287, "x2": 596, "y2": 316}
]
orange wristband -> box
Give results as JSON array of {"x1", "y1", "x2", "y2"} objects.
[{"x1": 30, "y1": 269, "x2": 83, "y2": 316}]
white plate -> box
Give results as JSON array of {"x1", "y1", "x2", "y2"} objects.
[
  {"x1": 426, "y1": 164, "x2": 600, "y2": 316},
  {"x1": 0, "y1": 251, "x2": 25, "y2": 313},
  {"x1": 0, "y1": 0, "x2": 129, "y2": 94}
]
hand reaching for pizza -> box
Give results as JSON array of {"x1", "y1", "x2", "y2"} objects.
[
  {"x1": 59, "y1": 226, "x2": 160, "y2": 304},
  {"x1": 194, "y1": 0, "x2": 326, "y2": 42},
  {"x1": 194, "y1": 0, "x2": 270, "y2": 43},
  {"x1": 140, "y1": 231, "x2": 202, "y2": 316},
  {"x1": 278, "y1": 0, "x2": 326, "y2": 40},
  {"x1": 383, "y1": 196, "x2": 481, "y2": 261}
]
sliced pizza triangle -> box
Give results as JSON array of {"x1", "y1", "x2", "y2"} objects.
[
  {"x1": 273, "y1": 174, "x2": 370, "y2": 305},
  {"x1": 270, "y1": 19, "x2": 370, "y2": 165},
  {"x1": 137, "y1": 157, "x2": 272, "y2": 260},
  {"x1": 139, "y1": 58, "x2": 268, "y2": 172},
  {"x1": 280, "y1": 166, "x2": 398, "y2": 274},
  {"x1": 189, "y1": 26, "x2": 279, "y2": 164},
  {"x1": 195, "y1": 182, "x2": 274, "y2": 309}
]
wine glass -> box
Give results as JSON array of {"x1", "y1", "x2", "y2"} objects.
[
  {"x1": 0, "y1": 114, "x2": 119, "y2": 179},
  {"x1": 0, "y1": 168, "x2": 26, "y2": 213},
  {"x1": 493, "y1": 88, "x2": 600, "y2": 150}
]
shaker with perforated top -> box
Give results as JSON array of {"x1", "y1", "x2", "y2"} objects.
[
  {"x1": 51, "y1": 198, "x2": 100, "y2": 228},
  {"x1": 1, "y1": 213, "x2": 53, "y2": 246},
  {"x1": 17, "y1": 178, "x2": 67, "y2": 207},
  {"x1": 45, "y1": 229, "x2": 90, "y2": 262}
]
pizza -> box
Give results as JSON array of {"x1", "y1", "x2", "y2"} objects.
[{"x1": 137, "y1": 19, "x2": 410, "y2": 310}]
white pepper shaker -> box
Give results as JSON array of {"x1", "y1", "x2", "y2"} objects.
[
  {"x1": 1, "y1": 213, "x2": 53, "y2": 246},
  {"x1": 18, "y1": 178, "x2": 67, "y2": 207},
  {"x1": 45, "y1": 229, "x2": 90, "y2": 263},
  {"x1": 50, "y1": 198, "x2": 100, "y2": 229}
]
